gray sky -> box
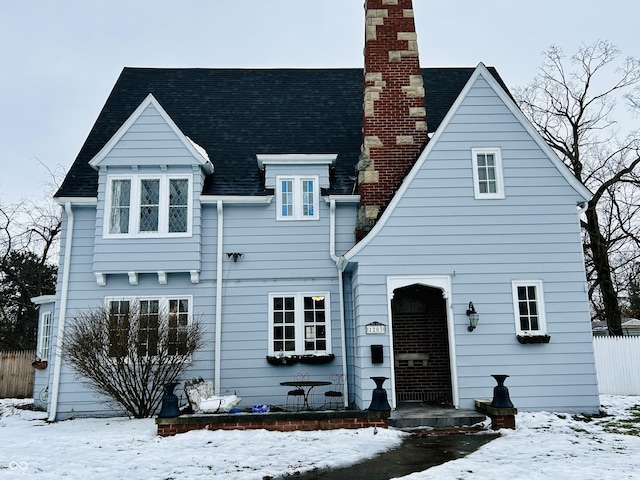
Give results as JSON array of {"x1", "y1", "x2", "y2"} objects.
[{"x1": 1, "y1": 0, "x2": 637, "y2": 206}]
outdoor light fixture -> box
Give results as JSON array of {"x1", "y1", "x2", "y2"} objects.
[
  {"x1": 467, "y1": 302, "x2": 479, "y2": 332},
  {"x1": 226, "y1": 252, "x2": 244, "y2": 262}
]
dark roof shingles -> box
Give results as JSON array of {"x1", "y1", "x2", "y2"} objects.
[{"x1": 55, "y1": 67, "x2": 507, "y2": 198}]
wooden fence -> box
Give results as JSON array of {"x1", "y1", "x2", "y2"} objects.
[
  {"x1": 593, "y1": 336, "x2": 640, "y2": 395},
  {"x1": 0, "y1": 350, "x2": 35, "y2": 398}
]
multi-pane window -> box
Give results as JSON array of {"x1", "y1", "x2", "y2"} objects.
[
  {"x1": 269, "y1": 293, "x2": 330, "y2": 355},
  {"x1": 139, "y1": 179, "x2": 160, "y2": 232},
  {"x1": 105, "y1": 175, "x2": 191, "y2": 237},
  {"x1": 109, "y1": 180, "x2": 131, "y2": 234},
  {"x1": 304, "y1": 296, "x2": 326, "y2": 351},
  {"x1": 109, "y1": 300, "x2": 131, "y2": 357},
  {"x1": 272, "y1": 296, "x2": 296, "y2": 353},
  {"x1": 138, "y1": 299, "x2": 160, "y2": 357},
  {"x1": 302, "y1": 180, "x2": 315, "y2": 217},
  {"x1": 168, "y1": 299, "x2": 190, "y2": 355},
  {"x1": 38, "y1": 311, "x2": 52, "y2": 360},
  {"x1": 107, "y1": 297, "x2": 191, "y2": 357},
  {"x1": 276, "y1": 176, "x2": 319, "y2": 220},
  {"x1": 168, "y1": 179, "x2": 189, "y2": 233},
  {"x1": 472, "y1": 148, "x2": 504, "y2": 199},
  {"x1": 280, "y1": 180, "x2": 294, "y2": 218},
  {"x1": 512, "y1": 280, "x2": 546, "y2": 334}
]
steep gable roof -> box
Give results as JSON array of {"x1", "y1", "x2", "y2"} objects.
[
  {"x1": 343, "y1": 63, "x2": 592, "y2": 261},
  {"x1": 88, "y1": 93, "x2": 213, "y2": 173},
  {"x1": 55, "y1": 67, "x2": 507, "y2": 198}
]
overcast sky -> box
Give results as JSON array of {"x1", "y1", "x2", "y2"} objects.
[{"x1": 1, "y1": 0, "x2": 637, "y2": 206}]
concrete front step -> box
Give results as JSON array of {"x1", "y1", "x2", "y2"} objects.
[{"x1": 389, "y1": 405, "x2": 486, "y2": 429}]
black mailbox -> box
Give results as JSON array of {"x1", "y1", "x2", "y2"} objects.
[{"x1": 371, "y1": 344, "x2": 384, "y2": 364}]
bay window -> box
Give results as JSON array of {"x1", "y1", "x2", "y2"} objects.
[{"x1": 105, "y1": 175, "x2": 191, "y2": 237}]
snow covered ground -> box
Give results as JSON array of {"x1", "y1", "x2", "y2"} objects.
[{"x1": 1, "y1": 395, "x2": 639, "y2": 479}]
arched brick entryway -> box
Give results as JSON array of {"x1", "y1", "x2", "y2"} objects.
[{"x1": 391, "y1": 284, "x2": 453, "y2": 405}]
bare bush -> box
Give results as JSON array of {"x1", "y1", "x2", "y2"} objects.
[{"x1": 64, "y1": 302, "x2": 204, "y2": 418}]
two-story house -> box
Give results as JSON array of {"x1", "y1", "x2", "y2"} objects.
[{"x1": 34, "y1": 0, "x2": 600, "y2": 420}]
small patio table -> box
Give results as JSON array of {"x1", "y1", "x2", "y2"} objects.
[{"x1": 280, "y1": 380, "x2": 332, "y2": 410}]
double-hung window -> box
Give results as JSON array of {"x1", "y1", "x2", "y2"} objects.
[
  {"x1": 269, "y1": 293, "x2": 330, "y2": 355},
  {"x1": 106, "y1": 297, "x2": 192, "y2": 357},
  {"x1": 471, "y1": 148, "x2": 505, "y2": 199},
  {"x1": 512, "y1": 280, "x2": 547, "y2": 335},
  {"x1": 276, "y1": 176, "x2": 319, "y2": 220},
  {"x1": 106, "y1": 175, "x2": 191, "y2": 237}
]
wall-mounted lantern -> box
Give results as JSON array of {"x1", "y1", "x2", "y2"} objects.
[{"x1": 466, "y1": 302, "x2": 480, "y2": 332}]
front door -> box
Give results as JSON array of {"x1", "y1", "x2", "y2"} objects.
[{"x1": 391, "y1": 284, "x2": 452, "y2": 405}]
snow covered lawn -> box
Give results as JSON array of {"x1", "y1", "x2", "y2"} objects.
[{"x1": 1, "y1": 395, "x2": 639, "y2": 479}]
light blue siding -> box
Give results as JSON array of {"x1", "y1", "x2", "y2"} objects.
[
  {"x1": 46, "y1": 69, "x2": 598, "y2": 418},
  {"x1": 346, "y1": 73, "x2": 599, "y2": 412},
  {"x1": 47, "y1": 191, "x2": 352, "y2": 418},
  {"x1": 91, "y1": 105, "x2": 207, "y2": 276}
]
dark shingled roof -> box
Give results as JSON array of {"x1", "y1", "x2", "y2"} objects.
[{"x1": 55, "y1": 67, "x2": 508, "y2": 198}]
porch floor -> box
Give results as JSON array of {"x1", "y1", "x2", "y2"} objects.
[{"x1": 389, "y1": 403, "x2": 487, "y2": 430}]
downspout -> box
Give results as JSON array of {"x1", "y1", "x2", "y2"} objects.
[
  {"x1": 330, "y1": 199, "x2": 349, "y2": 408},
  {"x1": 48, "y1": 202, "x2": 74, "y2": 422},
  {"x1": 215, "y1": 200, "x2": 224, "y2": 395}
]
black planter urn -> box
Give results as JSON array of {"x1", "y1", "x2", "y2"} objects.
[
  {"x1": 490, "y1": 374, "x2": 514, "y2": 408},
  {"x1": 158, "y1": 382, "x2": 181, "y2": 418},
  {"x1": 368, "y1": 376, "x2": 391, "y2": 411}
]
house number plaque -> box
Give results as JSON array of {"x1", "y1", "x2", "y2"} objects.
[{"x1": 366, "y1": 322, "x2": 386, "y2": 334}]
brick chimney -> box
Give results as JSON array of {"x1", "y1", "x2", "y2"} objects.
[{"x1": 356, "y1": 0, "x2": 427, "y2": 240}]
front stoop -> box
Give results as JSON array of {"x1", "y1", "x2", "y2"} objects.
[
  {"x1": 156, "y1": 410, "x2": 390, "y2": 437},
  {"x1": 389, "y1": 405, "x2": 486, "y2": 430},
  {"x1": 474, "y1": 399, "x2": 517, "y2": 429}
]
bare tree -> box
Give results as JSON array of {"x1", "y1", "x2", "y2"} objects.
[
  {"x1": 64, "y1": 302, "x2": 205, "y2": 418},
  {"x1": 516, "y1": 41, "x2": 640, "y2": 335},
  {"x1": 0, "y1": 161, "x2": 63, "y2": 349}
]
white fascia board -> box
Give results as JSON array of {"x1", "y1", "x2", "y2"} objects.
[
  {"x1": 473, "y1": 63, "x2": 593, "y2": 202},
  {"x1": 324, "y1": 195, "x2": 360, "y2": 204},
  {"x1": 256, "y1": 154, "x2": 337, "y2": 170},
  {"x1": 30, "y1": 295, "x2": 55, "y2": 305},
  {"x1": 344, "y1": 63, "x2": 592, "y2": 262},
  {"x1": 88, "y1": 93, "x2": 214, "y2": 174},
  {"x1": 200, "y1": 195, "x2": 274, "y2": 205},
  {"x1": 54, "y1": 197, "x2": 98, "y2": 206}
]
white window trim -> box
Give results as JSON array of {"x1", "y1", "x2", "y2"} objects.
[
  {"x1": 38, "y1": 310, "x2": 52, "y2": 360},
  {"x1": 275, "y1": 175, "x2": 320, "y2": 221},
  {"x1": 511, "y1": 280, "x2": 547, "y2": 336},
  {"x1": 103, "y1": 174, "x2": 193, "y2": 238},
  {"x1": 104, "y1": 295, "x2": 194, "y2": 357},
  {"x1": 267, "y1": 292, "x2": 331, "y2": 355},
  {"x1": 471, "y1": 147, "x2": 505, "y2": 199}
]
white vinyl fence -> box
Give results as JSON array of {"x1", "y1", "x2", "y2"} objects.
[{"x1": 593, "y1": 336, "x2": 640, "y2": 395}]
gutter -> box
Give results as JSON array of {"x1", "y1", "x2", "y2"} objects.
[
  {"x1": 577, "y1": 201, "x2": 589, "y2": 215},
  {"x1": 48, "y1": 202, "x2": 74, "y2": 421},
  {"x1": 330, "y1": 199, "x2": 349, "y2": 408},
  {"x1": 215, "y1": 200, "x2": 224, "y2": 395}
]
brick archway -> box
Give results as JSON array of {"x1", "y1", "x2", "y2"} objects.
[{"x1": 391, "y1": 284, "x2": 453, "y2": 405}]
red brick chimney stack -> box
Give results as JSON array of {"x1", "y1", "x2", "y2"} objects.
[{"x1": 356, "y1": 0, "x2": 427, "y2": 240}]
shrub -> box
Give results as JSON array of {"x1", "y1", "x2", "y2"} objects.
[{"x1": 64, "y1": 301, "x2": 204, "y2": 418}]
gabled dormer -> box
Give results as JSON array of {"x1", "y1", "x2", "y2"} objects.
[
  {"x1": 90, "y1": 94, "x2": 213, "y2": 239},
  {"x1": 258, "y1": 154, "x2": 336, "y2": 221},
  {"x1": 91, "y1": 94, "x2": 213, "y2": 285}
]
